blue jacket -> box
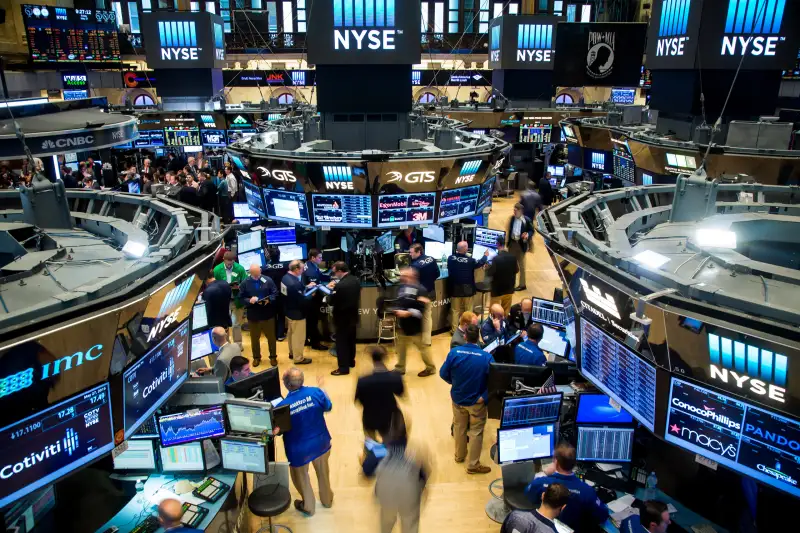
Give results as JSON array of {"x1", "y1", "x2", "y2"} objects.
[
  {"x1": 481, "y1": 317, "x2": 508, "y2": 346},
  {"x1": 283, "y1": 386, "x2": 333, "y2": 466},
  {"x1": 525, "y1": 472, "x2": 609, "y2": 530},
  {"x1": 439, "y1": 343, "x2": 494, "y2": 405},
  {"x1": 238, "y1": 275, "x2": 278, "y2": 321},
  {"x1": 303, "y1": 261, "x2": 329, "y2": 285},
  {"x1": 163, "y1": 527, "x2": 202, "y2": 533},
  {"x1": 620, "y1": 515, "x2": 648, "y2": 533},
  {"x1": 281, "y1": 272, "x2": 311, "y2": 320},
  {"x1": 515, "y1": 340, "x2": 547, "y2": 366},
  {"x1": 410, "y1": 254, "x2": 441, "y2": 296},
  {"x1": 447, "y1": 252, "x2": 487, "y2": 297}
]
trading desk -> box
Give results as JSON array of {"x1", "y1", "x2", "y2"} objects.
[
  {"x1": 96, "y1": 472, "x2": 237, "y2": 533},
  {"x1": 602, "y1": 488, "x2": 728, "y2": 533}
]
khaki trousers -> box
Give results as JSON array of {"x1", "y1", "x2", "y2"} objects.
[
  {"x1": 379, "y1": 499, "x2": 421, "y2": 533},
  {"x1": 490, "y1": 294, "x2": 513, "y2": 315},
  {"x1": 287, "y1": 317, "x2": 307, "y2": 362},
  {"x1": 508, "y1": 240, "x2": 527, "y2": 288},
  {"x1": 450, "y1": 296, "x2": 473, "y2": 333},
  {"x1": 421, "y1": 302, "x2": 432, "y2": 345},
  {"x1": 452, "y1": 402, "x2": 488, "y2": 468},
  {"x1": 290, "y1": 449, "x2": 334, "y2": 515},
  {"x1": 229, "y1": 303, "x2": 245, "y2": 345},
  {"x1": 394, "y1": 333, "x2": 435, "y2": 374}
]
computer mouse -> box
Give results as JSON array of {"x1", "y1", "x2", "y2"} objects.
[{"x1": 174, "y1": 479, "x2": 195, "y2": 495}]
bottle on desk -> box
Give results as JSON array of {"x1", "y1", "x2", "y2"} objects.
[{"x1": 644, "y1": 471, "x2": 658, "y2": 500}]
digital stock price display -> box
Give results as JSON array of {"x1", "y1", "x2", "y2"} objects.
[
  {"x1": 666, "y1": 377, "x2": 800, "y2": 498},
  {"x1": 378, "y1": 192, "x2": 436, "y2": 227},
  {"x1": 438, "y1": 185, "x2": 480, "y2": 222},
  {"x1": 158, "y1": 406, "x2": 226, "y2": 447},
  {"x1": 23, "y1": 5, "x2": 120, "y2": 63},
  {"x1": 164, "y1": 126, "x2": 201, "y2": 147},
  {"x1": 0, "y1": 383, "x2": 114, "y2": 508},
  {"x1": 311, "y1": 194, "x2": 373, "y2": 228},
  {"x1": 243, "y1": 181, "x2": 266, "y2": 218}
]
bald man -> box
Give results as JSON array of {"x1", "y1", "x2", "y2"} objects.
[
  {"x1": 281, "y1": 259, "x2": 314, "y2": 364},
  {"x1": 199, "y1": 327, "x2": 241, "y2": 382},
  {"x1": 447, "y1": 240, "x2": 489, "y2": 333},
  {"x1": 158, "y1": 498, "x2": 200, "y2": 532},
  {"x1": 480, "y1": 304, "x2": 509, "y2": 346},
  {"x1": 238, "y1": 264, "x2": 278, "y2": 367}
]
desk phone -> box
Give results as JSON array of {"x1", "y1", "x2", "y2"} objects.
[{"x1": 193, "y1": 476, "x2": 230, "y2": 503}]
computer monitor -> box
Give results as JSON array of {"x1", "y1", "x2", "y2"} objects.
[
  {"x1": 159, "y1": 441, "x2": 206, "y2": 473},
  {"x1": 220, "y1": 438, "x2": 268, "y2": 474},
  {"x1": 264, "y1": 226, "x2": 297, "y2": 245},
  {"x1": 497, "y1": 423, "x2": 556, "y2": 465},
  {"x1": 311, "y1": 194, "x2": 374, "y2": 228},
  {"x1": 233, "y1": 202, "x2": 259, "y2": 219},
  {"x1": 278, "y1": 243, "x2": 307, "y2": 262},
  {"x1": 191, "y1": 330, "x2": 217, "y2": 361},
  {"x1": 472, "y1": 243, "x2": 498, "y2": 263},
  {"x1": 181, "y1": 376, "x2": 225, "y2": 394},
  {"x1": 158, "y1": 406, "x2": 226, "y2": 447},
  {"x1": 484, "y1": 337, "x2": 501, "y2": 354},
  {"x1": 474, "y1": 227, "x2": 505, "y2": 256},
  {"x1": 225, "y1": 399, "x2": 273, "y2": 435},
  {"x1": 576, "y1": 426, "x2": 634, "y2": 463},
  {"x1": 531, "y1": 298, "x2": 566, "y2": 327},
  {"x1": 237, "y1": 231, "x2": 262, "y2": 253},
  {"x1": 192, "y1": 303, "x2": 208, "y2": 331},
  {"x1": 487, "y1": 363, "x2": 553, "y2": 419},
  {"x1": 376, "y1": 231, "x2": 394, "y2": 253},
  {"x1": 113, "y1": 439, "x2": 158, "y2": 472},
  {"x1": 547, "y1": 165, "x2": 565, "y2": 177},
  {"x1": 424, "y1": 240, "x2": 452, "y2": 259},
  {"x1": 130, "y1": 414, "x2": 159, "y2": 439},
  {"x1": 422, "y1": 224, "x2": 445, "y2": 242},
  {"x1": 501, "y1": 393, "x2": 562, "y2": 428},
  {"x1": 225, "y1": 366, "x2": 282, "y2": 402},
  {"x1": 538, "y1": 324, "x2": 571, "y2": 359},
  {"x1": 263, "y1": 189, "x2": 311, "y2": 225},
  {"x1": 576, "y1": 393, "x2": 634, "y2": 425},
  {"x1": 237, "y1": 249, "x2": 265, "y2": 270}
]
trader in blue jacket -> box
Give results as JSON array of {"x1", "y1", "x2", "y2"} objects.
[
  {"x1": 439, "y1": 325, "x2": 494, "y2": 474},
  {"x1": 447, "y1": 241, "x2": 489, "y2": 333},
  {"x1": 282, "y1": 260, "x2": 315, "y2": 365},
  {"x1": 620, "y1": 500, "x2": 671, "y2": 533},
  {"x1": 514, "y1": 323, "x2": 548, "y2": 366},
  {"x1": 525, "y1": 442, "x2": 610, "y2": 531},
  {"x1": 409, "y1": 243, "x2": 440, "y2": 345},
  {"x1": 281, "y1": 367, "x2": 334, "y2": 516},
  {"x1": 238, "y1": 264, "x2": 278, "y2": 367},
  {"x1": 303, "y1": 248, "x2": 329, "y2": 350}
]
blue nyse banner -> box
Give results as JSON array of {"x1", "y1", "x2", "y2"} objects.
[
  {"x1": 141, "y1": 11, "x2": 226, "y2": 69},
  {"x1": 488, "y1": 15, "x2": 559, "y2": 70}
]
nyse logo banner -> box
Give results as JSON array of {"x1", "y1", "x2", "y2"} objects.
[
  {"x1": 516, "y1": 23, "x2": 554, "y2": 63},
  {"x1": 490, "y1": 24, "x2": 501, "y2": 62},
  {"x1": 323, "y1": 165, "x2": 354, "y2": 190},
  {"x1": 333, "y1": 0, "x2": 398, "y2": 50},
  {"x1": 158, "y1": 20, "x2": 201, "y2": 60},
  {"x1": 721, "y1": 0, "x2": 786, "y2": 57},
  {"x1": 656, "y1": 0, "x2": 692, "y2": 57},
  {"x1": 708, "y1": 333, "x2": 788, "y2": 403}
]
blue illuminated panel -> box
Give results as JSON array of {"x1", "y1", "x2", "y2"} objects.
[
  {"x1": 517, "y1": 24, "x2": 553, "y2": 50},
  {"x1": 725, "y1": 0, "x2": 785, "y2": 34},
  {"x1": 659, "y1": 0, "x2": 691, "y2": 37},
  {"x1": 708, "y1": 333, "x2": 788, "y2": 387},
  {"x1": 334, "y1": 0, "x2": 394, "y2": 28},
  {"x1": 159, "y1": 21, "x2": 197, "y2": 47}
]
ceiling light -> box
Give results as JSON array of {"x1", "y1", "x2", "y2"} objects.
[
  {"x1": 695, "y1": 229, "x2": 737, "y2": 249},
  {"x1": 632, "y1": 250, "x2": 671, "y2": 269},
  {"x1": 122, "y1": 240, "x2": 148, "y2": 258}
]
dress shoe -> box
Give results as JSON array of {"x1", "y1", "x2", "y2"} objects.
[
  {"x1": 331, "y1": 369, "x2": 349, "y2": 376},
  {"x1": 253, "y1": 359, "x2": 261, "y2": 368},
  {"x1": 269, "y1": 358, "x2": 277, "y2": 367},
  {"x1": 467, "y1": 464, "x2": 492, "y2": 474},
  {"x1": 514, "y1": 285, "x2": 527, "y2": 291},
  {"x1": 417, "y1": 368, "x2": 436, "y2": 377},
  {"x1": 296, "y1": 358, "x2": 312, "y2": 365}
]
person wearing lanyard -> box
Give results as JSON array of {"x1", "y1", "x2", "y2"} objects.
[
  {"x1": 447, "y1": 241, "x2": 489, "y2": 334},
  {"x1": 213, "y1": 252, "x2": 248, "y2": 345},
  {"x1": 238, "y1": 264, "x2": 278, "y2": 367},
  {"x1": 506, "y1": 202, "x2": 534, "y2": 291},
  {"x1": 303, "y1": 249, "x2": 329, "y2": 351},
  {"x1": 281, "y1": 259, "x2": 315, "y2": 364}
]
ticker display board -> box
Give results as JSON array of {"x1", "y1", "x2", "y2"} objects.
[{"x1": 22, "y1": 5, "x2": 120, "y2": 63}]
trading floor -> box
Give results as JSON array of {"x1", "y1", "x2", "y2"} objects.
[{"x1": 242, "y1": 195, "x2": 560, "y2": 533}]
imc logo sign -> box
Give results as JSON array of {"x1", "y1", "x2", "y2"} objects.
[
  {"x1": 656, "y1": 0, "x2": 691, "y2": 56},
  {"x1": 490, "y1": 25, "x2": 501, "y2": 62},
  {"x1": 722, "y1": 0, "x2": 786, "y2": 56},
  {"x1": 323, "y1": 165, "x2": 354, "y2": 190},
  {"x1": 333, "y1": 0, "x2": 398, "y2": 50},
  {"x1": 158, "y1": 20, "x2": 201, "y2": 60},
  {"x1": 516, "y1": 23, "x2": 554, "y2": 63},
  {"x1": 708, "y1": 333, "x2": 788, "y2": 403}
]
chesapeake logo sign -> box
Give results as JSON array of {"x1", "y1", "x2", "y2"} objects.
[
  {"x1": 158, "y1": 20, "x2": 202, "y2": 60},
  {"x1": 0, "y1": 345, "x2": 104, "y2": 399},
  {"x1": 323, "y1": 165, "x2": 353, "y2": 190},
  {"x1": 708, "y1": 333, "x2": 788, "y2": 403},
  {"x1": 41, "y1": 135, "x2": 94, "y2": 150},
  {"x1": 386, "y1": 170, "x2": 436, "y2": 184},
  {"x1": 333, "y1": 0, "x2": 400, "y2": 50},
  {"x1": 516, "y1": 23, "x2": 554, "y2": 63},
  {"x1": 656, "y1": 0, "x2": 691, "y2": 57},
  {"x1": 721, "y1": 0, "x2": 786, "y2": 57}
]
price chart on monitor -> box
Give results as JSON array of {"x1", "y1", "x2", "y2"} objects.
[{"x1": 158, "y1": 406, "x2": 226, "y2": 447}]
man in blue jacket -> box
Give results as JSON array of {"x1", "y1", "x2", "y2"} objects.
[
  {"x1": 440, "y1": 325, "x2": 494, "y2": 474},
  {"x1": 158, "y1": 498, "x2": 201, "y2": 532},
  {"x1": 282, "y1": 260, "x2": 314, "y2": 365},
  {"x1": 620, "y1": 500, "x2": 670, "y2": 533},
  {"x1": 303, "y1": 249, "x2": 329, "y2": 350},
  {"x1": 447, "y1": 241, "x2": 489, "y2": 333},
  {"x1": 515, "y1": 323, "x2": 547, "y2": 366},
  {"x1": 409, "y1": 243, "x2": 440, "y2": 345},
  {"x1": 238, "y1": 264, "x2": 278, "y2": 367},
  {"x1": 281, "y1": 367, "x2": 334, "y2": 516},
  {"x1": 481, "y1": 304, "x2": 508, "y2": 346},
  {"x1": 525, "y1": 442, "x2": 610, "y2": 531}
]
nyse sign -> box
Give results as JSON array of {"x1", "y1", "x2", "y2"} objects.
[
  {"x1": 516, "y1": 49, "x2": 553, "y2": 62},
  {"x1": 657, "y1": 36, "x2": 688, "y2": 56},
  {"x1": 335, "y1": 29, "x2": 397, "y2": 50},
  {"x1": 721, "y1": 36, "x2": 780, "y2": 56}
]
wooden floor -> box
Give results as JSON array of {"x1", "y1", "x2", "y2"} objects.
[{"x1": 243, "y1": 195, "x2": 561, "y2": 532}]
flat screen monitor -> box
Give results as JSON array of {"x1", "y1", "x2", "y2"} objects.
[
  {"x1": 311, "y1": 194, "x2": 374, "y2": 228},
  {"x1": 158, "y1": 406, "x2": 226, "y2": 447},
  {"x1": 547, "y1": 165, "x2": 565, "y2": 177},
  {"x1": 474, "y1": 227, "x2": 505, "y2": 249},
  {"x1": 201, "y1": 129, "x2": 227, "y2": 147},
  {"x1": 243, "y1": 181, "x2": 266, "y2": 218},
  {"x1": 377, "y1": 192, "x2": 436, "y2": 227},
  {"x1": 191, "y1": 330, "x2": 216, "y2": 361},
  {"x1": 472, "y1": 244, "x2": 498, "y2": 263},
  {"x1": 531, "y1": 298, "x2": 566, "y2": 327},
  {"x1": 264, "y1": 226, "x2": 296, "y2": 245},
  {"x1": 538, "y1": 324, "x2": 571, "y2": 359},
  {"x1": 501, "y1": 393, "x2": 563, "y2": 428},
  {"x1": 0, "y1": 383, "x2": 114, "y2": 509},
  {"x1": 225, "y1": 400, "x2": 272, "y2": 435},
  {"x1": 237, "y1": 249, "x2": 265, "y2": 270},
  {"x1": 579, "y1": 318, "x2": 656, "y2": 432},
  {"x1": 576, "y1": 393, "x2": 634, "y2": 425},
  {"x1": 439, "y1": 185, "x2": 481, "y2": 222},
  {"x1": 478, "y1": 176, "x2": 496, "y2": 211},
  {"x1": 237, "y1": 231, "x2": 262, "y2": 253},
  {"x1": 425, "y1": 240, "x2": 453, "y2": 259},
  {"x1": 576, "y1": 426, "x2": 634, "y2": 462},
  {"x1": 376, "y1": 231, "x2": 394, "y2": 253},
  {"x1": 159, "y1": 441, "x2": 206, "y2": 473},
  {"x1": 278, "y1": 243, "x2": 307, "y2": 262},
  {"x1": 487, "y1": 363, "x2": 553, "y2": 419},
  {"x1": 233, "y1": 202, "x2": 259, "y2": 219},
  {"x1": 225, "y1": 366, "x2": 282, "y2": 402},
  {"x1": 497, "y1": 423, "x2": 556, "y2": 464},
  {"x1": 192, "y1": 303, "x2": 208, "y2": 331},
  {"x1": 220, "y1": 438, "x2": 268, "y2": 474},
  {"x1": 123, "y1": 321, "x2": 190, "y2": 439},
  {"x1": 130, "y1": 414, "x2": 159, "y2": 439},
  {"x1": 113, "y1": 439, "x2": 158, "y2": 471},
  {"x1": 422, "y1": 224, "x2": 445, "y2": 242},
  {"x1": 264, "y1": 189, "x2": 310, "y2": 225}
]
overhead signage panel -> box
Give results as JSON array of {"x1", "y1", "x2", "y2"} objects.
[
  {"x1": 141, "y1": 12, "x2": 226, "y2": 69},
  {"x1": 646, "y1": 0, "x2": 704, "y2": 69},
  {"x1": 488, "y1": 16, "x2": 559, "y2": 70}
]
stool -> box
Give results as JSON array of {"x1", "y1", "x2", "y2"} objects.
[
  {"x1": 475, "y1": 283, "x2": 492, "y2": 321},
  {"x1": 248, "y1": 483, "x2": 293, "y2": 533},
  {"x1": 377, "y1": 311, "x2": 396, "y2": 347}
]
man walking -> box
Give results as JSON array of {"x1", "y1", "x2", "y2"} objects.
[
  {"x1": 409, "y1": 243, "x2": 440, "y2": 345},
  {"x1": 281, "y1": 260, "x2": 313, "y2": 364},
  {"x1": 303, "y1": 249, "x2": 329, "y2": 350},
  {"x1": 392, "y1": 268, "x2": 436, "y2": 377},
  {"x1": 238, "y1": 264, "x2": 278, "y2": 367},
  {"x1": 507, "y1": 202, "x2": 534, "y2": 291},
  {"x1": 447, "y1": 241, "x2": 489, "y2": 333},
  {"x1": 355, "y1": 346, "x2": 405, "y2": 439},
  {"x1": 487, "y1": 236, "x2": 518, "y2": 314},
  {"x1": 328, "y1": 262, "x2": 361, "y2": 376}
]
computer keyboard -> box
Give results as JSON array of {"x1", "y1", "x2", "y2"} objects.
[
  {"x1": 130, "y1": 515, "x2": 159, "y2": 533},
  {"x1": 192, "y1": 476, "x2": 230, "y2": 503}
]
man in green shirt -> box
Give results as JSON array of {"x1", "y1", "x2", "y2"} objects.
[{"x1": 213, "y1": 251, "x2": 247, "y2": 345}]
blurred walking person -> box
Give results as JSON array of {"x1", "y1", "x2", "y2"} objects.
[{"x1": 355, "y1": 346, "x2": 405, "y2": 439}]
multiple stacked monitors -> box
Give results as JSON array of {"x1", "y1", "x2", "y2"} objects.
[
  {"x1": 22, "y1": 5, "x2": 120, "y2": 63},
  {"x1": 501, "y1": 393, "x2": 563, "y2": 428},
  {"x1": 158, "y1": 406, "x2": 226, "y2": 447},
  {"x1": 378, "y1": 193, "x2": 436, "y2": 227},
  {"x1": 311, "y1": 194, "x2": 374, "y2": 228},
  {"x1": 498, "y1": 423, "x2": 557, "y2": 465},
  {"x1": 439, "y1": 185, "x2": 481, "y2": 222},
  {"x1": 264, "y1": 189, "x2": 310, "y2": 225},
  {"x1": 264, "y1": 226, "x2": 296, "y2": 245}
]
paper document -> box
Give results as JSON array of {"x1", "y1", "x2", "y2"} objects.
[
  {"x1": 595, "y1": 462, "x2": 622, "y2": 472},
  {"x1": 553, "y1": 519, "x2": 574, "y2": 533},
  {"x1": 610, "y1": 507, "x2": 639, "y2": 526},
  {"x1": 607, "y1": 493, "x2": 636, "y2": 514},
  {"x1": 667, "y1": 503, "x2": 678, "y2": 514}
]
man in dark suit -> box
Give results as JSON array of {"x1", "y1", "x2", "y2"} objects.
[
  {"x1": 507, "y1": 202, "x2": 534, "y2": 291},
  {"x1": 487, "y1": 237, "x2": 518, "y2": 314},
  {"x1": 508, "y1": 298, "x2": 534, "y2": 334},
  {"x1": 86, "y1": 157, "x2": 102, "y2": 180},
  {"x1": 282, "y1": 259, "x2": 314, "y2": 364},
  {"x1": 197, "y1": 171, "x2": 218, "y2": 212},
  {"x1": 327, "y1": 261, "x2": 361, "y2": 376},
  {"x1": 303, "y1": 249, "x2": 329, "y2": 350}
]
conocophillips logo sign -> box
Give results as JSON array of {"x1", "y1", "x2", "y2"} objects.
[
  {"x1": 158, "y1": 20, "x2": 202, "y2": 60},
  {"x1": 656, "y1": 0, "x2": 691, "y2": 57},
  {"x1": 333, "y1": 0, "x2": 399, "y2": 50},
  {"x1": 516, "y1": 23, "x2": 554, "y2": 63},
  {"x1": 721, "y1": 0, "x2": 786, "y2": 56}
]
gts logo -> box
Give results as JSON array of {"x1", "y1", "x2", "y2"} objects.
[
  {"x1": 386, "y1": 171, "x2": 436, "y2": 184},
  {"x1": 258, "y1": 167, "x2": 297, "y2": 182}
]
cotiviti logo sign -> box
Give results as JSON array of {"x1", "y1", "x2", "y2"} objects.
[
  {"x1": 656, "y1": 0, "x2": 691, "y2": 56},
  {"x1": 721, "y1": 0, "x2": 786, "y2": 56},
  {"x1": 333, "y1": 0, "x2": 398, "y2": 50},
  {"x1": 158, "y1": 20, "x2": 201, "y2": 60},
  {"x1": 708, "y1": 333, "x2": 788, "y2": 403},
  {"x1": 516, "y1": 23, "x2": 554, "y2": 63}
]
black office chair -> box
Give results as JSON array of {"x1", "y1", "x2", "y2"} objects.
[{"x1": 248, "y1": 483, "x2": 293, "y2": 532}]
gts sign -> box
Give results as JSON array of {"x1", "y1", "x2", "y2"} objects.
[
  {"x1": 334, "y1": 29, "x2": 397, "y2": 50},
  {"x1": 258, "y1": 167, "x2": 297, "y2": 182},
  {"x1": 386, "y1": 171, "x2": 435, "y2": 184}
]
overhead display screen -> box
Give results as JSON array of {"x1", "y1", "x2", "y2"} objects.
[
  {"x1": 519, "y1": 123, "x2": 553, "y2": 144},
  {"x1": 201, "y1": 129, "x2": 227, "y2": 147},
  {"x1": 264, "y1": 189, "x2": 311, "y2": 225},
  {"x1": 645, "y1": 0, "x2": 703, "y2": 69},
  {"x1": 123, "y1": 321, "x2": 190, "y2": 439},
  {"x1": 580, "y1": 317, "x2": 657, "y2": 431},
  {"x1": 134, "y1": 130, "x2": 165, "y2": 148},
  {"x1": 140, "y1": 12, "x2": 226, "y2": 69},
  {"x1": 311, "y1": 194, "x2": 374, "y2": 228},
  {"x1": 22, "y1": 5, "x2": 120, "y2": 63},
  {"x1": 478, "y1": 176, "x2": 496, "y2": 211},
  {"x1": 488, "y1": 16, "x2": 559, "y2": 70},
  {"x1": 613, "y1": 144, "x2": 635, "y2": 183},
  {"x1": 585, "y1": 150, "x2": 613, "y2": 173},
  {"x1": 438, "y1": 185, "x2": 480, "y2": 222},
  {"x1": 0, "y1": 383, "x2": 114, "y2": 509},
  {"x1": 307, "y1": 0, "x2": 422, "y2": 65},
  {"x1": 666, "y1": 377, "x2": 800, "y2": 498},
  {"x1": 243, "y1": 180, "x2": 266, "y2": 218},
  {"x1": 377, "y1": 192, "x2": 436, "y2": 227},
  {"x1": 164, "y1": 126, "x2": 201, "y2": 148}
]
